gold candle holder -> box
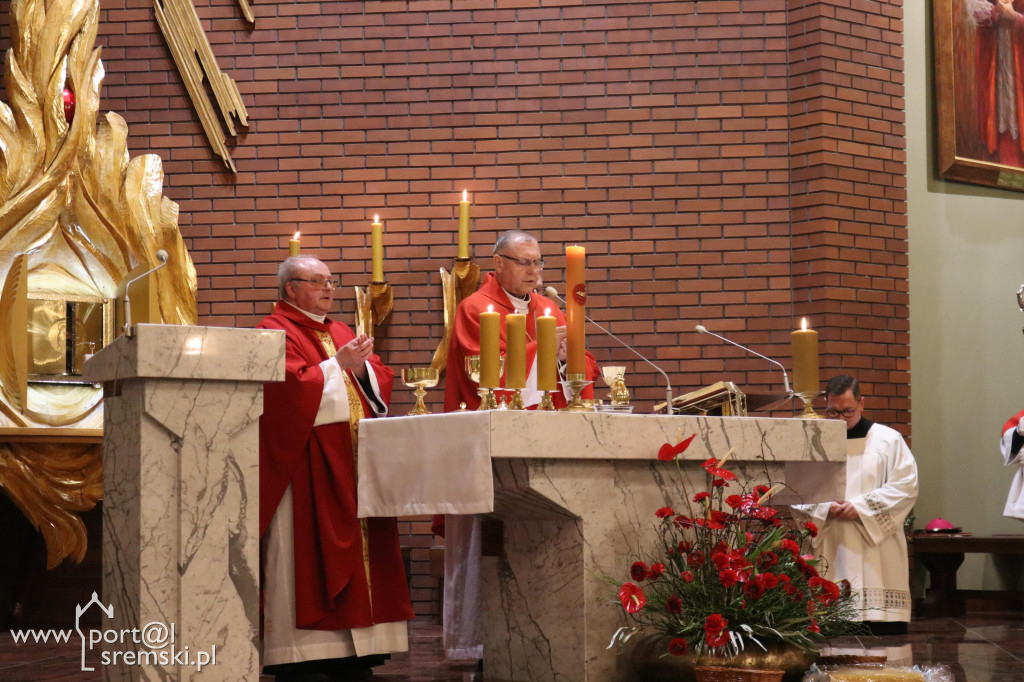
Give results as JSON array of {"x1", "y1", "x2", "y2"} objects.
[
  {"x1": 466, "y1": 354, "x2": 504, "y2": 411},
  {"x1": 560, "y1": 372, "x2": 593, "y2": 412},
  {"x1": 355, "y1": 281, "x2": 393, "y2": 337},
  {"x1": 431, "y1": 257, "x2": 482, "y2": 371},
  {"x1": 796, "y1": 391, "x2": 821, "y2": 419},
  {"x1": 401, "y1": 367, "x2": 439, "y2": 415},
  {"x1": 507, "y1": 389, "x2": 526, "y2": 410},
  {"x1": 478, "y1": 388, "x2": 499, "y2": 411},
  {"x1": 538, "y1": 391, "x2": 556, "y2": 411}
]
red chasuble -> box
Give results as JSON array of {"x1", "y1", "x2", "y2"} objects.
[
  {"x1": 258, "y1": 302, "x2": 413, "y2": 630},
  {"x1": 443, "y1": 272, "x2": 600, "y2": 412}
]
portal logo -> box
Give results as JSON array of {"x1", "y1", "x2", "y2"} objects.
[{"x1": 9, "y1": 592, "x2": 217, "y2": 672}]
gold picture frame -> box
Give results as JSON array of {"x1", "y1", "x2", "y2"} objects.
[{"x1": 933, "y1": 0, "x2": 1024, "y2": 192}]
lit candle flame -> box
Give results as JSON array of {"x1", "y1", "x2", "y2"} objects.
[
  {"x1": 463, "y1": 189, "x2": 468, "y2": 201},
  {"x1": 801, "y1": 317, "x2": 808, "y2": 331},
  {"x1": 374, "y1": 214, "x2": 379, "y2": 223},
  {"x1": 293, "y1": 231, "x2": 300, "y2": 240},
  {"x1": 487, "y1": 304, "x2": 493, "y2": 313},
  {"x1": 545, "y1": 307, "x2": 551, "y2": 316}
]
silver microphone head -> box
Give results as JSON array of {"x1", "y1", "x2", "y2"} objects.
[
  {"x1": 695, "y1": 324, "x2": 707, "y2": 333},
  {"x1": 544, "y1": 286, "x2": 560, "y2": 299},
  {"x1": 156, "y1": 249, "x2": 169, "y2": 263}
]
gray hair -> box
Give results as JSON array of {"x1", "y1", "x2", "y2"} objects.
[
  {"x1": 277, "y1": 255, "x2": 323, "y2": 299},
  {"x1": 493, "y1": 229, "x2": 537, "y2": 255}
]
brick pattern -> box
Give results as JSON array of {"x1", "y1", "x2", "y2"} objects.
[{"x1": 0, "y1": 0, "x2": 907, "y2": 618}]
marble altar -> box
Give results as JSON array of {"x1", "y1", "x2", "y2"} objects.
[
  {"x1": 358, "y1": 411, "x2": 847, "y2": 682},
  {"x1": 84, "y1": 324, "x2": 284, "y2": 681}
]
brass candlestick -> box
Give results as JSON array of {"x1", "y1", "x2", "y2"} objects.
[
  {"x1": 355, "y1": 281, "x2": 393, "y2": 337},
  {"x1": 561, "y1": 372, "x2": 593, "y2": 412},
  {"x1": 402, "y1": 367, "x2": 439, "y2": 415},
  {"x1": 466, "y1": 354, "x2": 504, "y2": 411},
  {"x1": 538, "y1": 391, "x2": 556, "y2": 411},
  {"x1": 796, "y1": 391, "x2": 821, "y2": 419},
  {"x1": 507, "y1": 389, "x2": 526, "y2": 410}
]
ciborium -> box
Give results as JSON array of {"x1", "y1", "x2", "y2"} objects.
[{"x1": 401, "y1": 367, "x2": 439, "y2": 415}]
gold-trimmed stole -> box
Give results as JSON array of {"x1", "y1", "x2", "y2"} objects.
[{"x1": 313, "y1": 330, "x2": 375, "y2": 616}]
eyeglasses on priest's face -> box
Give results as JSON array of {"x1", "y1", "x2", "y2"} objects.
[
  {"x1": 824, "y1": 407, "x2": 859, "y2": 419},
  {"x1": 497, "y1": 253, "x2": 545, "y2": 269},
  {"x1": 290, "y1": 276, "x2": 340, "y2": 290}
]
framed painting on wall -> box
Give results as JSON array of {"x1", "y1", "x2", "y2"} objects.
[{"x1": 933, "y1": 0, "x2": 1024, "y2": 192}]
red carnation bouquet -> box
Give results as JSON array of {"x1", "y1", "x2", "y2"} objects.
[{"x1": 612, "y1": 434, "x2": 860, "y2": 659}]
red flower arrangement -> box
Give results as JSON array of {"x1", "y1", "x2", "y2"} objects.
[{"x1": 611, "y1": 436, "x2": 860, "y2": 658}]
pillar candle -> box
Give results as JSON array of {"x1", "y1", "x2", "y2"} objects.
[
  {"x1": 565, "y1": 245, "x2": 586, "y2": 375},
  {"x1": 458, "y1": 189, "x2": 471, "y2": 259},
  {"x1": 791, "y1": 317, "x2": 819, "y2": 395},
  {"x1": 371, "y1": 215, "x2": 384, "y2": 282},
  {"x1": 536, "y1": 308, "x2": 557, "y2": 391},
  {"x1": 289, "y1": 231, "x2": 301, "y2": 257},
  {"x1": 479, "y1": 305, "x2": 500, "y2": 388},
  {"x1": 505, "y1": 313, "x2": 526, "y2": 389}
]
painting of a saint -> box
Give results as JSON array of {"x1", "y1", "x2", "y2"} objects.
[{"x1": 935, "y1": 0, "x2": 1024, "y2": 190}]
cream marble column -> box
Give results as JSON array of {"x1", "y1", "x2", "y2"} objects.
[
  {"x1": 358, "y1": 411, "x2": 847, "y2": 682},
  {"x1": 84, "y1": 324, "x2": 284, "y2": 681}
]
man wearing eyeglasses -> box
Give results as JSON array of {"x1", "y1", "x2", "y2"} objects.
[
  {"x1": 443, "y1": 229, "x2": 599, "y2": 413},
  {"x1": 258, "y1": 255, "x2": 413, "y2": 681},
  {"x1": 794, "y1": 374, "x2": 918, "y2": 636},
  {"x1": 438, "y1": 229, "x2": 600, "y2": 661}
]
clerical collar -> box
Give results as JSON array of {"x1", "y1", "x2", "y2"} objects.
[
  {"x1": 282, "y1": 300, "x2": 326, "y2": 324},
  {"x1": 502, "y1": 287, "x2": 531, "y2": 314},
  {"x1": 847, "y1": 417, "x2": 873, "y2": 439}
]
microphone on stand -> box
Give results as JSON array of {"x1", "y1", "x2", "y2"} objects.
[
  {"x1": 124, "y1": 250, "x2": 169, "y2": 338},
  {"x1": 694, "y1": 324, "x2": 790, "y2": 394},
  {"x1": 544, "y1": 286, "x2": 674, "y2": 414}
]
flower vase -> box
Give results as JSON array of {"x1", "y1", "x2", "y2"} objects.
[{"x1": 618, "y1": 633, "x2": 817, "y2": 682}]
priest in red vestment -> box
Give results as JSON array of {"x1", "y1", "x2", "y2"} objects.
[
  {"x1": 437, "y1": 229, "x2": 600, "y2": 661},
  {"x1": 258, "y1": 255, "x2": 413, "y2": 681},
  {"x1": 444, "y1": 229, "x2": 599, "y2": 412}
]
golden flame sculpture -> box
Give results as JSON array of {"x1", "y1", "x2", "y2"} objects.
[{"x1": 0, "y1": 0, "x2": 197, "y2": 566}]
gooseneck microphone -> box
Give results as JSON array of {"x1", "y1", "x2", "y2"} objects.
[
  {"x1": 124, "y1": 250, "x2": 169, "y2": 338},
  {"x1": 694, "y1": 324, "x2": 790, "y2": 394},
  {"x1": 545, "y1": 286, "x2": 674, "y2": 414}
]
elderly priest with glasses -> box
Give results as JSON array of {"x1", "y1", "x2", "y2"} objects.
[
  {"x1": 258, "y1": 255, "x2": 413, "y2": 681},
  {"x1": 437, "y1": 229, "x2": 601, "y2": 661},
  {"x1": 444, "y1": 228, "x2": 600, "y2": 412}
]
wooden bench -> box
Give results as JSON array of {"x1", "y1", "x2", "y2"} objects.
[{"x1": 913, "y1": 533, "x2": 1024, "y2": 617}]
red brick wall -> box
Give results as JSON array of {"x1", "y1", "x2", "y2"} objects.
[{"x1": 0, "y1": 0, "x2": 907, "y2": 618}]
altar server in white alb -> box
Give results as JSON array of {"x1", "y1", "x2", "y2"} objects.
[
  {"x1": 794, "y1": 375, "x2": 918, "y2": 635},
  {"x1": 998, "y1": 410, "x2": 1024, "y2": 521}
]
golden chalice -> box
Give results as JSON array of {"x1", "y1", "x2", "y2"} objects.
[
  {"x1": 602, "y1": 365, "x2": 630, "y2": 406},
  {"x1": 402, "y1": 367, "x2": 439, "y2": 415}
]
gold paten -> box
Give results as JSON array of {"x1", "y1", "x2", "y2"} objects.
[{"x1": 0, "y1": 0, "x2": 197, "y2": 566}]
